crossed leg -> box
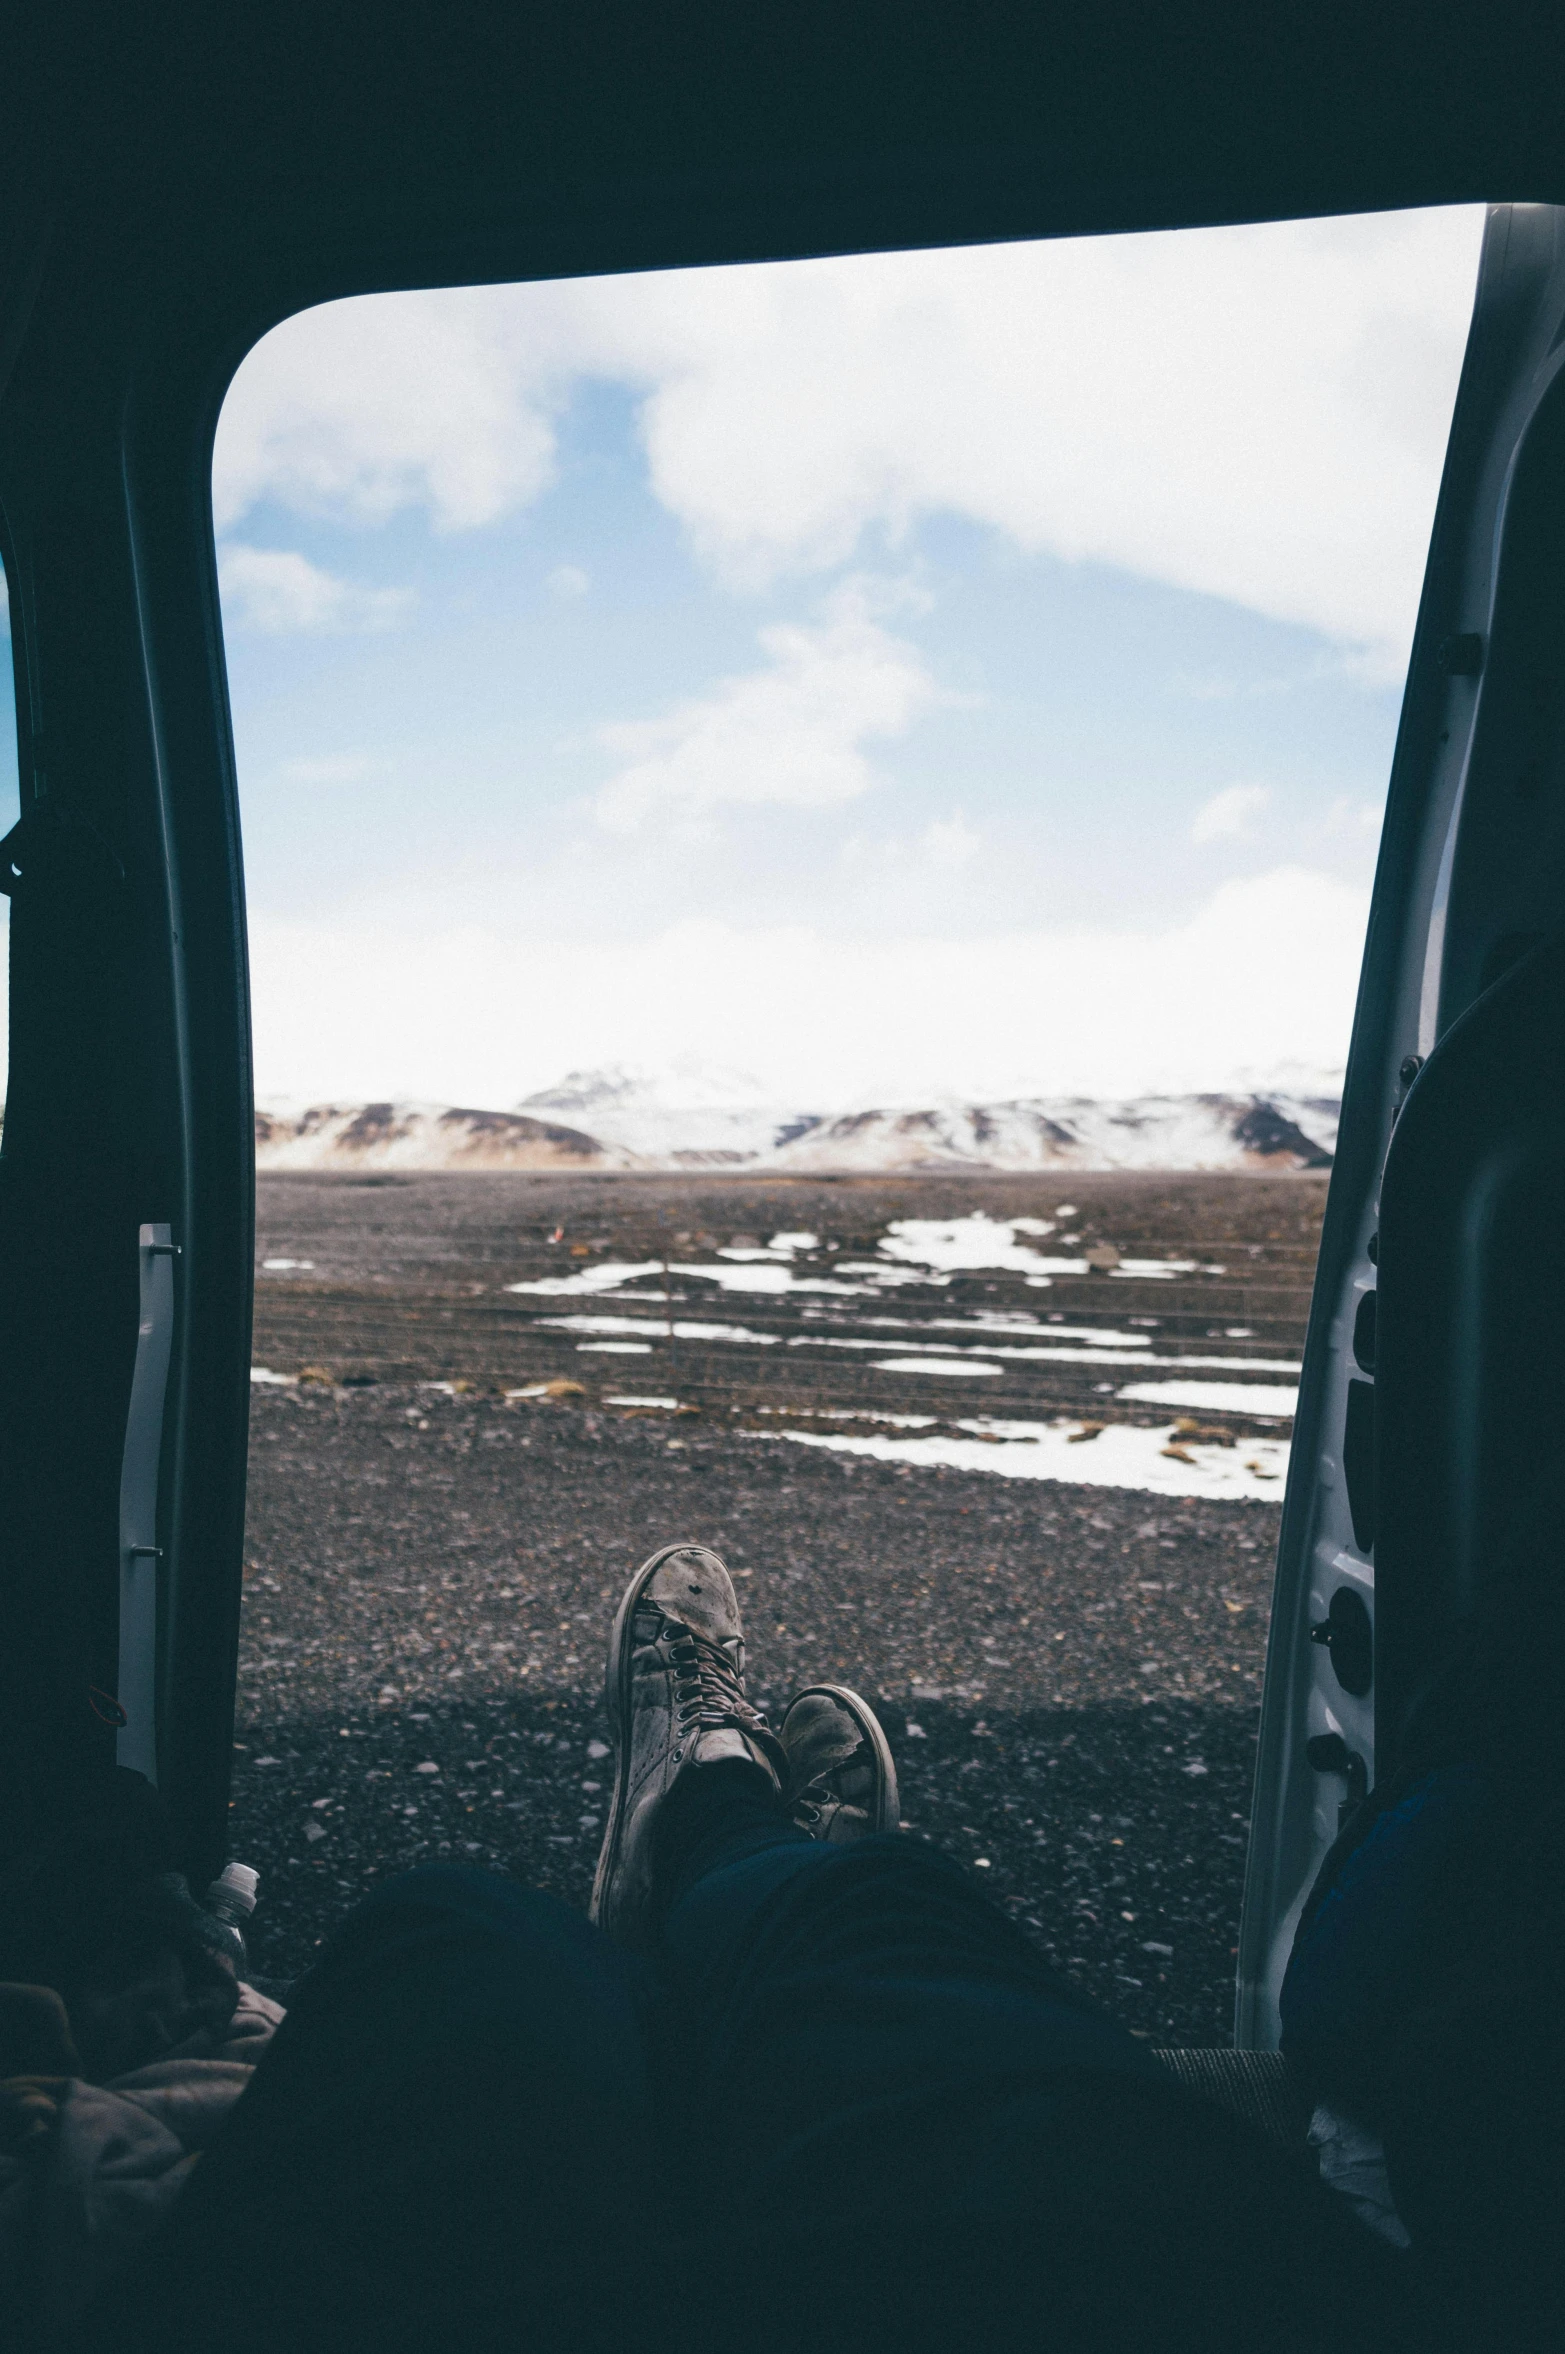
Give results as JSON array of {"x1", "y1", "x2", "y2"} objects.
[
  {"x1": 651, "y1": 1761, "x2": 1423, "y2": 2354},
  {"x1": 99, "y1": 1533, "x2": 1426, "y2": 2354},
  {"x1": 103, "y1": 1866, "x2": 660, "y2": 2354}
]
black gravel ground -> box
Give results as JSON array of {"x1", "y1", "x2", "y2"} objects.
[
  {"x1": 232, "y1": 1381, "x2": 1276, "y2": 2043},
  {"x1": 252, "y1": 1166, "x2": 1321, "y2": 1446}
]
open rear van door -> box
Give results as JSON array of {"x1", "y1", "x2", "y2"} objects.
[
  {"x1": 0, "y1": 205, "x2": 256, "y2": 1885},
  {"x1": 1238, "y1": 202, "x2": 1565, "y2": 2044}
]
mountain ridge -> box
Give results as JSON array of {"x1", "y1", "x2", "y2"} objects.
[{"x1": 255, "y1": 1076, "x2": 1338, "y2": 1173}]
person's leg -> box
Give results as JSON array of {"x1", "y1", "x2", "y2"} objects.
[
  {"x1": 588, "y1": 1539, "x2": 1424, "y2": 2350},
  {"x1": 103, "y1": 1865, "x2": 660, "y2": 2354},
  {"x1": 655, "y1": 1772, "x2": 1422, "y2": 2354}
]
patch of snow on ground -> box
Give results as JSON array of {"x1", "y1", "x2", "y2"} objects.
[
  {"x1": 507, "y1": 1261, "x2": 662, "y2": 1295},
  {"x1": 873, "y1": 1357, "x2": 1005, "y2": 1377},
  {"x1": 542, "y1": 1314, "x2": 780, "y2": 1346},
  {"x1": 1117, "y1": 1379, "x2": 1300, "y2": 1417},
  {"x1": 829, "y1": 1262, "x2": 936, "y2": 1285},
  {"x1": 879, "y1": 1214, "x2": 1085, "y2": 1276},
  {"x1": 675, "y1": 1262, "x2": 870, "y2": 1297},
  {"x1": 791, "y1": 1334, "x2": 1301, "y2": 1376},
  {"x1": 756, "y1": 1406, "x2": 938, "y2": 1429},
  {"x1": 927, "y1": 1318, "x2": 1150, "y2": 1346},
  {"x1": 767, "y1": 1418, "x2": 1289, "y2": 1498}
]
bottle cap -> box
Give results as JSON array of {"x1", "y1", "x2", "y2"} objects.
[{"x1": 213, "y1": 1861, "x2": 259, "y2": 1915}]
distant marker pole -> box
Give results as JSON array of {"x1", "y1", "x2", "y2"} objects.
[{"x1": 661, "y1": 1210, "x2": 678, "y2": 1384}]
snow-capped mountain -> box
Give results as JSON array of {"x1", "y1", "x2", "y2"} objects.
[
  {"x1": 253, "y1": 1100, "x2": 635, "y2": 1171},
  {"x1": 518, "y1": 1062, "x2": 783, "y2": 1164},
  {"x1": 763, "y1": 1093, "x2": 1337, "y2": 1172},
  {"x1": 256, "y1": 1069, "x2": 1339, "y2": 1173}
]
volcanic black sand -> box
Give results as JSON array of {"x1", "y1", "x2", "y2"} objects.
[
  {"x1": 233, "y1": 1170, "x2": 1325, "y2": 2044},
  {"x1": 251, "y1": 1165, "x2": 1322, "y2": 1439}
]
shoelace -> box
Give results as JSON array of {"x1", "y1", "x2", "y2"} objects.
[
  {"x1": 668, "y1": 1627, "x2": 769, "y2": 1737},
  {"x1": 792, "y1": 1754, "x2": 872, "y2": 1826}
]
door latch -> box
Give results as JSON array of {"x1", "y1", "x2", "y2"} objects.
[
  {"x1": 1310, "y1": 1586, "x2": 1374, "y2": 1696},
  {"x1": 1306, "y1": 1732, "x2": 1369, "y2": 1829}
]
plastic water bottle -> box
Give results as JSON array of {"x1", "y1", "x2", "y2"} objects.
[{"x1": 201, "y1": 1862, "x2": 260, "y2": 1977}]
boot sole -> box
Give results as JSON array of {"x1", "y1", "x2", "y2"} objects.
[
  {"x1": 589, "y1": 1539, "x2": 715, "y2": 1928},
  {"x1": 783, "y1": 1682, "x2": 900, "y2": 1834}
]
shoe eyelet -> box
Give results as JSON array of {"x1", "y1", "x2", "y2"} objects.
[{"x1": 672, "y1": 1747, "x2": 683, "y2": 1763}]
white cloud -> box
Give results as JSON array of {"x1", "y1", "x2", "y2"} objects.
[
  {"x1": 1324, "y1": 794, "x2": 1385, "y2": 836},
  {"x1": 920, "y1": 814, "x2": 981, "y2": 868},
  {"x1": 590, "y1": 581, "x2": 940, "y2": 831},
  {"x1": 247, "y1": 865, "x2": 1367, "y2": 1108},
  {"x1": 214, "y1": 290, "x2": 562, "y2": 532},
  {"x1": 1192, "y1": 784, "x2": 1271, "y2": 843},
  {"x1": 280, "y1": 754, "x2": 378, "y2": 786},
  {"x1": 218, "y1": 545, "x2": 413, "y2": 634},
  {"x1": 216, "y1": 208, "x2": 1483, "y2": 670},
  {"x1": 548, "y1": 564, "x2": 590, "y2": 600}
]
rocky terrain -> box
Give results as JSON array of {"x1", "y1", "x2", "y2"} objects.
[
  {"x1": 250, "y1": 1168, "x2": 1317, "y2": 1484},
  {"x1": 230, "y1": 1169, "x2": 1324, "y2": 2044},
  {"x1": 233, "y1": 1385, "x2": 1274, "y2": 2043}
]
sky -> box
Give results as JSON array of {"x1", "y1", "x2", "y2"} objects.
[{"x1": 2, "y1": 205, "x2": 1489, "y2": 1111}]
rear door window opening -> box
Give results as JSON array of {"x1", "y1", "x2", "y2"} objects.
[{"x1": 208, "y1": 209, "x2": 1487, "y2": 2032}]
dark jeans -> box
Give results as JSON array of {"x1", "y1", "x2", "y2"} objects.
[
  {"x1": 1283, "y1": 1761, "x2": 1564, "y2": 2345},
  {"x1": 103, "y1": 1769, "x2": 1415, "y2": 2354}
]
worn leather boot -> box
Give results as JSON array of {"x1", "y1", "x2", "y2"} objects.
[
  {"x1": 779, "y1": 1684, "x2": 900, "y2": 1842},
  {"x1": 591, "y1": 1542, "x2": 786, "y2": 1947}
]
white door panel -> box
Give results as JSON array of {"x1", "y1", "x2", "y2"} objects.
[{"x1": 1238, "y1": 203, "x2": 1565, "y2": 2047}]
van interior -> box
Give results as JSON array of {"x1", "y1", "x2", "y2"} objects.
[{"x1": 0, "y1": 0, "x2": 1561, "y2": 2315}]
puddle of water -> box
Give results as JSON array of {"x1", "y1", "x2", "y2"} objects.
[{"x1": 765, "y1": 1417, "x2": 1289, "y2": 1497}]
